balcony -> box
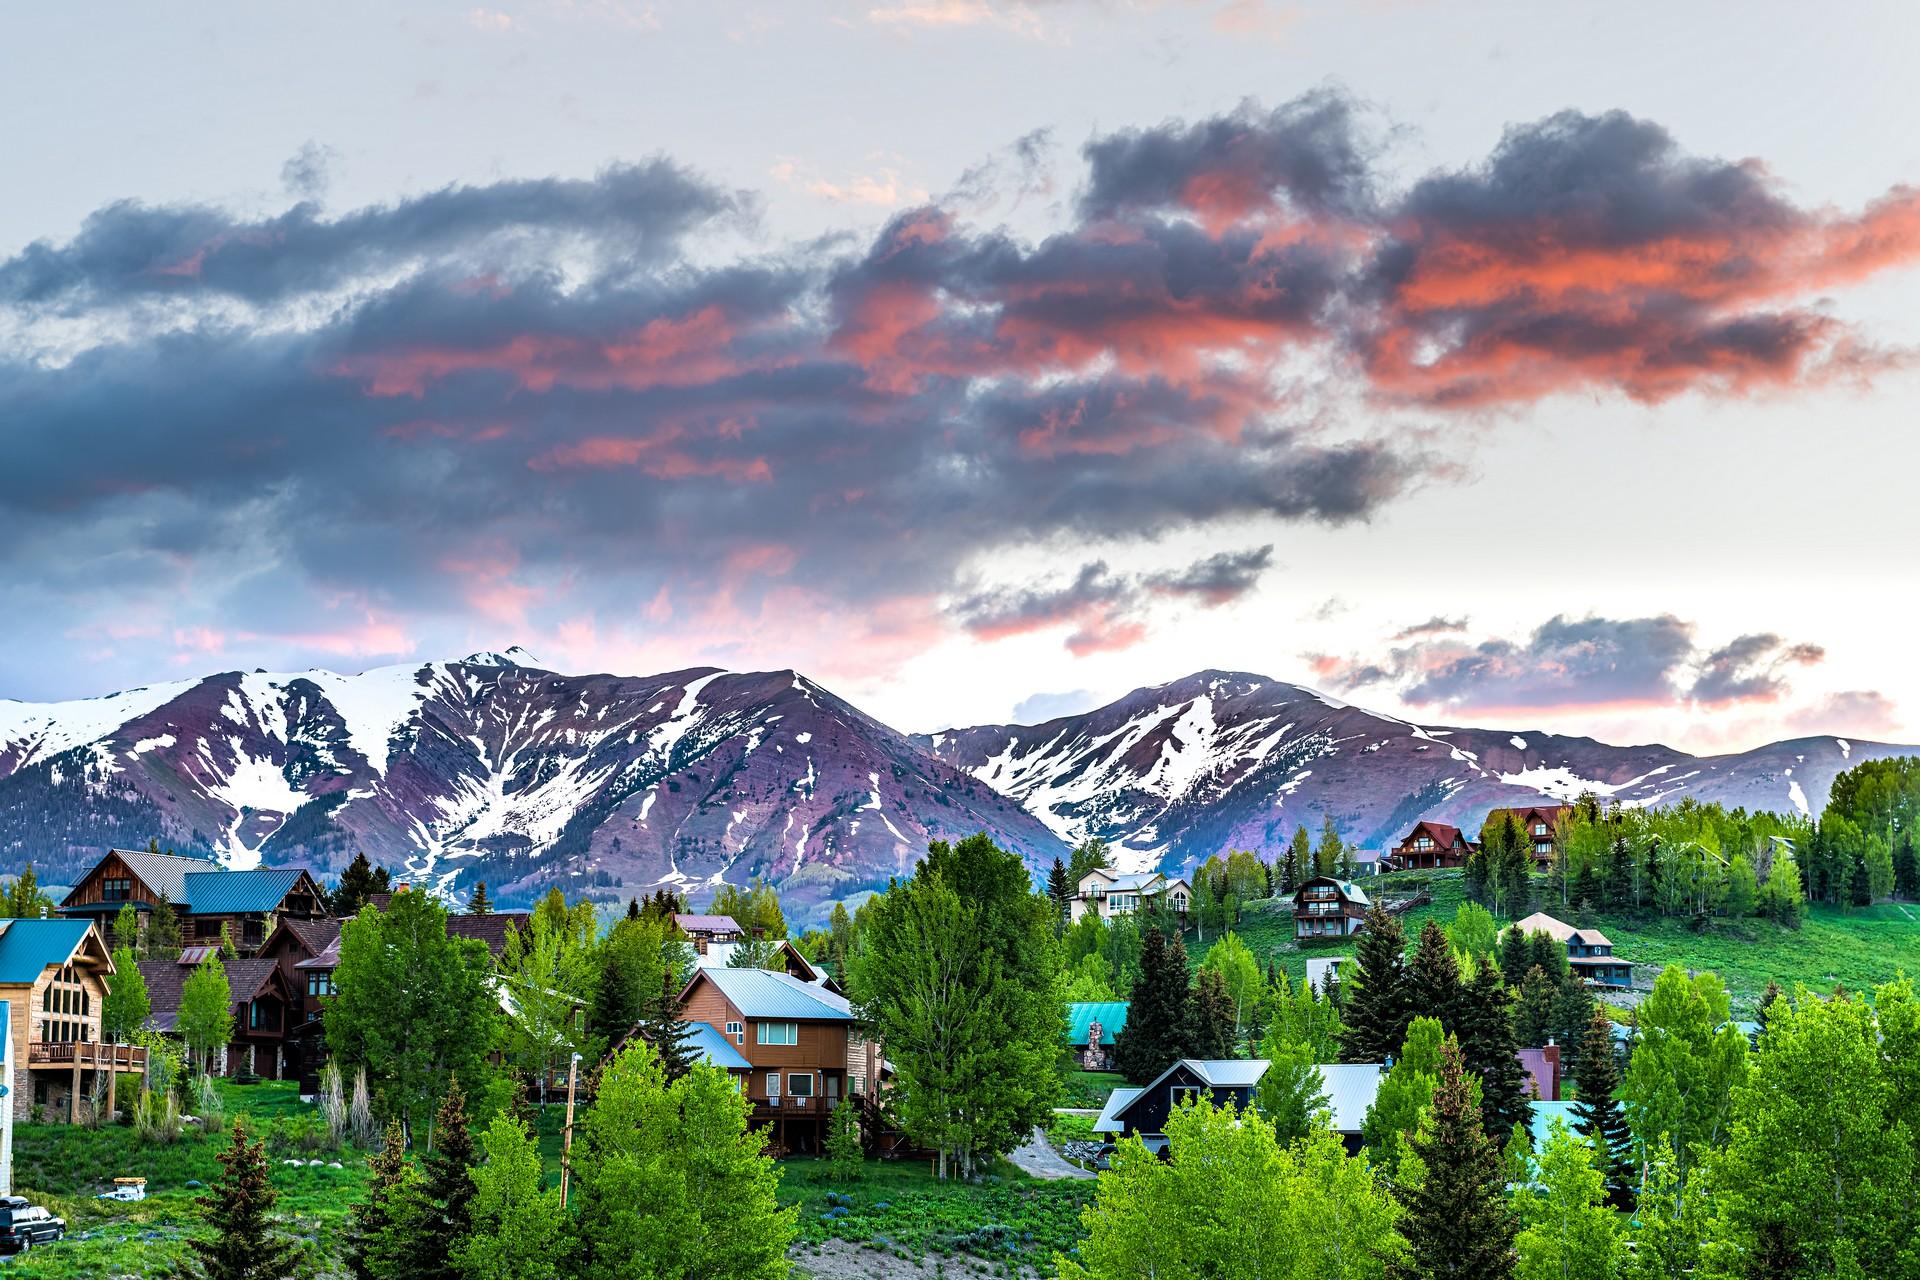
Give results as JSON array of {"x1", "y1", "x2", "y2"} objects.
[
  {"x1": 750, "y1": 1095, "x2": 830, "y2": 1120},
  {"x1": 29, "y1": 1041, "x2": 149, "y2": 1071}
]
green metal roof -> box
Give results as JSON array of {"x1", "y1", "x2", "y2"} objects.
[
  {"x1": 1066, "y1": 1001, "x2": 1129, "y2": 1046},
  {"x1": 180, "y1": 868, "x2": 307, "y2": 915},
  {"x1": 0, "y1": 919, "x2": 95, "y2": 984}
]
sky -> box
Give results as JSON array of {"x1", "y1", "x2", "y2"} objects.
[{"x1": 2, "y1": 0, "x2": 1918, "y2": 754}]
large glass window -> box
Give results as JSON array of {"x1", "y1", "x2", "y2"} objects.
[
  {"x1": 757, "y1": 1021, "x2": 799, "y2": 1046},
  {"x1": 103, "y1": 877, "x2": 132, "y2": 901},
  {"x1": 787, "y1": 1073, "x2": 814, "y2": 1097}
]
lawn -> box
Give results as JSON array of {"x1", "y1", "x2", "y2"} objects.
[
  {"x1": 1057, "y1": 1069, "x2": 1125, "y2": 1110},
  {"x1": 783, "y1": 1155, "x2": 1092, "y2": 1275},
  {"x1": 1190, "y1": 870, "x2": 1920, "y2": 1014}
]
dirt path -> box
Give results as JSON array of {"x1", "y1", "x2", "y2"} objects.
[
  {"x1": 791, "y1": 1239, "x2": 1037, "y2": 1279},
  {"x1": 1006, "y1": 1126, "x2": 1096, "y2": 1181}
]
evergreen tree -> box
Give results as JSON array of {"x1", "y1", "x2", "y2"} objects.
[
  {"x1": 1849, "y1": 849, "x2": 1873, "y2": 906},
  {"x1": 1546, "y1": 971, "x2": 1595, "y2": 1075},
  {"x1": 1282, "y1": 824, "x2": 1310, "y2": 895},
  {"x1": 1188, "y1": 967, "x2": 1237, "y2": 1060},
  {"x1": 1457, "y1": 961, "x2": 1531, "y2": 1139},
  {"x1": 467, "y1": 881, "x2": 492, "y2": 915},
  {"x1": 1113, "y1": 925, "x2": 1194, "y2": 1082},
  {"x1": 1463, "y1": 840, "x2": 1491, "y2": 906},
  {"x1": 345, "y1": 1121, "x2": 410, "y2": 1280},
  {"x1": 1399, "y1": 1041, "x2": 1517, "y2": 1280},
  {"x1": 1338, "y1": 905, "x2": 1410, "y2": 1064},
  {"x1": 1047, "y1": 856, "x2": 1072, "y2": 923},
  {"x1": 1514, "y1": 965, "x2": 1555, "y2": 1048},
  {"x1": 409, "y1": 1078, "x2": 477, "y2": 1279},
  {"x1": 1497, "y1": 926, "x2": 1533, "y2": 987},
  {"x1": 1755, "y1": 980, "x2": 1784, "y2": 1035},
  {"x1": 332, "y1": 853, "x2": 388, "y2": 918},
  {"x1": 632, "y1": 963, "x2": 696, "y2": 1080},
  {"x1": 146, "y1": 889, "x2": 184, "y2": 962},
  {"x1": 1570, "y1": 1006, "x2": 1632, "y2": 1199},
  {"x1": 1894, "y1": 830, "x2": 1920, "y2": 900},
  {"x1": 0, "y1": 862, "x2": 53, "y2": 918},
  {"x1": 184, "y1": 1118, "x2": 303, "y2": 1280},
  {"x1": 1406, "y1": 921, "x2": 1463, "y2": 1034},
  {"x1": 1723, "y1": 854, "x2": 1758, "y2": 918}
]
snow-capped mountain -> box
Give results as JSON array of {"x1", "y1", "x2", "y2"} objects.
[
  {"x1": 1, "y1": 659, "x2": 1911, "y2": 911},
  {"x1": 0, "y1": 651, "x2": 1063, "y2": 913},
  {"x1": 916, "y1": 670, "x2": 1916, "y2": 874}
]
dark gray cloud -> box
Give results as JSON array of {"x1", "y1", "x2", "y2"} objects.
[
  {"x1": 1391, "y1": 614, "x2": 1468, "y2": 640},
  {"x1": 281, "y1": 142, "x2": 338, "y2": 202},
  {"x1": 1689, "y1": 633, "x2": 1825, "y2": 705}
]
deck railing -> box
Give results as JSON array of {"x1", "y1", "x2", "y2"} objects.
[{"x1": 28, "y1": 1041, "x2": 150, "y2": 1070}]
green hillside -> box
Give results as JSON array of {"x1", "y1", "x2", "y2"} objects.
[{"x1": 1195, "y1": 869, "x2": 1920, "y2": 1014}]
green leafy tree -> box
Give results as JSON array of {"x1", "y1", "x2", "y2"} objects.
[
  {"x1": 500, "y1": 899, "x2": 602, "y2": 1103},
  {"x1": 1722, "y1": 854, "x2": 1758, "y2": 918},
  {"x1": 631, "y1": 946, "x2": 697, "y2": 1081},
  {"x1": 1200, "y1": 931, "x2": 1262, "y2": 1039},
  {"x1": 1260, "y1": 968, "x2": 1344, "y2": 1063},
  {"x1": 1570, "y1": 1006, "x2": 1632, "y2": 1197},
  {"x1": 1339, "y1": 905, "x2": 1411, "y2": 1063},
  {"x1": 184, "y1": 1118, "x2": 304, "y2": 1280},
  {"x1": 104, "y1": 944, "x2": 151, "y2": 1043},
  {"x1": 1620, "y1": 966, "x2": 1749, "y2": 1190},
  {"x1": 1058, "y1": 1097, "x2": 1402, "y2": 1280},
  {"x1": 567, "y1": 1040, "x2": 794, "y2": 1280},
  {"x1": 590, "y1": 914, "x2": 669, "y2": 1044},
  {"x1": 709, "y1": 878, "x2": 787, "y2": 939},
  {"x1": 326, "y1": 887, "x2": 501, "y2": 1141},
  {"x1": 826, "y1": 1096, "x2": 864, "y2": 1181},
  {"x1": 1255, "y1": 1032, "x2": 1331, "y2": 1145},
  {"x1": 179, "y1": 953, "x2": 234, "y2": 1073},
  {"x1": 1064, "y1": 952, "x2": 1118, "y2": 1002},
  {"x1": 145, "y1": 890, "x2": 184, "y2": 961},
  {"x1": 111, "y1": 901, "x2": 141, "y2": 953},
  {"x1": 1446, "y1": 901, "x2": 1499, "y2": 962},
  {"x1": 1700, "y1": 986, "x2": 1917, "y2": 1276},
  {"x1": 1315, "y1": 816, "x2": 1346, "y2": 879},
  {"x1": 453, "y1": 1114, "x2": 562, "y2": 1280},
  {"x1": 1362, "y1": 1016, "x2": 1444, "y2": 1181},
  {"x1": 1066, "y1": 837, "x2": 1112, "y2": 889},
  {"x1": 1627, "y1": 1137, "x2": 1709, "y2": 1280},
  {"x1": 847, "y1": 833, "x2": 1062, "y2": 1177},
  {"x1": 1399, "y1": 1041, "x2": 1517, "y2": 1280},
  {"x1": 1514, "y1": 1120, "x2": 1625, "y2": 1280},
  {"x1": 1757, "y1": 850, "x2": 1806, "y2": 926},
  {"x1": 1112, "y1": 924, "x2": 1193, "y2": 1082}
]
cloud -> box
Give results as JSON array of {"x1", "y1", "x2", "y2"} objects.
[
  {"x1": 1786, "y1": 690, "x2": 1903, "y2": 740},
  {"x1": 1012, "y1": 688, "x2": 1104, "y2": 723},
  {"x1": 2, "y1": 90, "x2": 1916, "y2": 695},
  {"x1": 1310, "y1": 613, "x2": 1836, "y2": 718},
  {"x1": 280, "y1": 142, "x2": 338, "y2": 202}
]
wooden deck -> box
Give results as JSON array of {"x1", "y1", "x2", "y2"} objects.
[{"x1": 28, "y1": 1041, "x2": 149, "y2": 1070}]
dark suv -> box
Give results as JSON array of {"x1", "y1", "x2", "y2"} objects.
[{"x1": 0, "y1": 1196, "x2": 66, "y2": 1255}]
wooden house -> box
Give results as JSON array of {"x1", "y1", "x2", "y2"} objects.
[
  {"x1": 1512, "y1": 911, "x2": 1633, "y2": 988},
  {"x1": 140, "y1": 955, "x2": 298, "y2": 1079},
  {"x1": 1093, "y1": 1058, "x2": 1385, "y2": 1155},
  {"x1": 1482, "y1": 805, "x2": 1572, "y2": 866},
  {"x1": 0, "y1": 919, "x2": 146, "y2": 1124},
  {"x1": 674, "y1": 966, "x2": 880, "y2": 1153},
  {"x1": 673, "y1": 913, "x2": 745, "y2": 954},
  {"x1": 1291, "y1": 876, "x2": 1370, "y2": 940},
  {"x1": 59, "y1": 849, "x2": 326, "y2": 956},
  {"x1": 1388, "y1": 821, "x2": 1475, "y2": 871}
]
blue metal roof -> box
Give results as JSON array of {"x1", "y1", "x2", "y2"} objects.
[
  {"x1": 697, "y1": 967, "x2": 853, "y2": 1021},
  {"x1": 1526, "y1": 1100, "x2": 1582, "y2": 1151},
  {"x1": 688, "y1": 1022, "x2": 752, "y2": 1071},
  {"x1": 0, "y1": 919, "x2": 95, "y2": 983},
  {"x1": 1066, "y1": 1001, "x2": 1129, "y2": 1046},
  {"x1": 180, "y1": 868, "x2": 306, "y2": 915}
]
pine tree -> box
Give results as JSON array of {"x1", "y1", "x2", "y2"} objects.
[
  {"x1": 1570, "y1": 1006, "x2": 1631, "y2": 1198},
  {"x1": 1113, "y1": 926, "x2": 1193, "y2": 1082},
  {"x1": 1047, "y1": 857, "x2": 1072, "y2": 924},
  {"x1": 1463, "y1": 841, "x2": 1491, "y2": 906},
  {"x1": 1406, "y1": 921, "x2": 1463, "y2": 1035},
  {"x1": 1282, "y1": 824, "x2": 1309, "y2": 895},
  {"x1": 1546, "y1": 971, "x2": 1595, "y2": 1075},
  {"x1": 1399, "y1": 1041, "x2": 1517, "y2": 1280},
  {"x1": 408, "y1": 1077, "x2": 477, "y2": 1280},
  {"x1": 467, "y1": 881, "x2": 492, "y2": 915},
  {"x1": 345, "y1": 1121, "x2": 409, "y2": 1280},
  {"x1": 1338, "y1": 905, "x2": 1410, "y2": 1064},
  {"x1": 1894, "y1": 831, "x2": 1920, "y2": 900},
  {"x1": 146, "y1": 889, "x2": 184, "y2": 961},
  {"x1": 184, "y1": 1118, "x2": 304, "y2": 1280},
  {"x1": 1457, "y1": 961, "x2": 1531, "y2": 1139},
  {"x1": 1513, "y1": 965, "x2": 1554, "y2": 1048},
  {"x1": 634, "y1": 965, "x2": 696, "y2": 1080},
  {"x1": 1188, "y1": 967, "x2": 1236, "y2": 1060},
  {"x1": 1756, "y1": 981, "x2": 1784, "y2": 1035},
  {"x1": 333, "y1": 853, "x2": 387, "y2": 917},
  {"x1": 1496, "y1": 926, "x2": 1532, "y2": 987},
  {"x1": 1850, "y1": 850, "x2": 1873, "y2": 906}
]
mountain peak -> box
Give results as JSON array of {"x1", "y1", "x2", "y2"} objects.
[{"x1": 461, "y1": 646, "x2": 542, "y2": 669}]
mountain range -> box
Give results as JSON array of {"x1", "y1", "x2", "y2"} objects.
[{"x1": 1, "y1": 654, "x2": 1910, "y2": 917}]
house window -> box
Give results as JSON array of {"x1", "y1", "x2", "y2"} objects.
[
  {"x1": 725, "y1": 1020, "x2": 744, "y2": 1044},
  {"x1": 1170, "y1": 1085, "x2": 1201, "y2": 1109},
  {"x1": 103, "y1": 877, "x2": 132, "y2": 902},
  {"x1": 307, "y1": 972, "x2": 336, "y2": 998},
  {"x1": 1415, "y1": 836, "x2": 1433, "y2": 851},
  {"x1": 757, "y1": 1022, "x2": 799, "y2": 1046},
  {"x1": 788, "y1": 1073, "x2": 814, "y2": 1098},
  {"x1": 1534, "y1": 823, "x2": 1548, "y2": 836}
]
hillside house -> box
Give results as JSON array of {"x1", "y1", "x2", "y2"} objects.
[
  {"x1": 257, "y1": 918, "x2": 342, "y2": 1091},
  {"x1": 141, "y1": 954, "x2": 298, "y2": 1079},
  {"x1": 1066, "y1": 1001, "x2": 1128, "y2": 1070},
  {"x1": 1512, "y1": 911, "x2": 1633, "y2": 988},
  {"x1": 0, "y1": 919, "x2": 146, "y2": 1124},
  {"x1": 1094, "y1": 1059, "x2": 1384, "y2": 1155},
  {"x1": 59, "y1": 849, "x2": 326, "y2": 956},
  {"x1": 673, "y1": 913, "x2": 745, "y2": 953},
  {"x1": 1483, "y1": 805, "x2": 1572, "y2": 866},
  {"x1": 693, "y1": 937, "x2": 834, "y2": 988},
  {"x1": 674, "y1": 966, "x2": 882, "y2": 1153},
  {"x1": 1292, "y1": 876, "x2": 1370, "y2": 940},
  {"x1": 1068, "y1": 869, "x2": 1191, "y2": 923},
  {"x1": 1388, "y1": 821, "x2": 1475, "y2": 871}
]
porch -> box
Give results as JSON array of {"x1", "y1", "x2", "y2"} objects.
[{"x1": 26, "y1": 1041, "x2": 149, "y2": 1122}]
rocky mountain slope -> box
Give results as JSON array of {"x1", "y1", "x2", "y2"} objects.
[
  {"x1": 917, "y1": 670, "x2": 1914, "y2": 874},
  {"x1": 1, "y1": 659, "x2": 1910, "y2": 911}
]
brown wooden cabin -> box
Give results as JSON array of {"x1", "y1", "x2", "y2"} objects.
[
  {"x1": 0, "y1": 919, "x2": 147, "y2": 1124},
  {"x1": 1292, "y1": 876, "x2": 1371, "y2": 940},
  {"x1": 60, "y1": 849, "x2": 326, "y2": 956},
  {"x1": 1481, "y1": 805, "x2": 1573, "y2": 867},
  {"x1": 258, "y1": 918, "x2": 343, "y2": 1092},
  {"x1": 1388, "y1": 820, "x2": 1475, "y2": 871},
  {"x1": 140, "y1": 954, "x2": 298, "y2": 1079}
]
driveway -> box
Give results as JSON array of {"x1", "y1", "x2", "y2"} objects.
[{"x1": 1007, "y1": 1127, "x2": 1096, "y2": 1180}]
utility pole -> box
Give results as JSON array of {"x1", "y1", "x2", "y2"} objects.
[{"x1": 559, "y1": 1052, "x2": 582, "y2": 1209}]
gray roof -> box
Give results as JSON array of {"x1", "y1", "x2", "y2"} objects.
[
  {"x1": 1093, "y1": 1086, "x2": 1144, "y2": 1134},
  {"x1": 1314, "y1": 1063, "x2": 1386, "y2": 1133},
  {"x1": 694, "y1": 967, "x2": 852, "y2": 1021},
  {"x1": 1186, "y1": 1058, "x2": 1268, "y2": 1089},
  {"x1": 95, "y1": 849, "x2": 207, "y2": 904}
]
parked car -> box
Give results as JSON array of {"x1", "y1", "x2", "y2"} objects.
[{"x1": 0, "y1": 1197, "x2": 66, "y2": 1254}]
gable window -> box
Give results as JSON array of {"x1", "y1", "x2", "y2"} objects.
[
  {"x1": 1170, "y1": 1084, "x2": 1202, "y2": 1110},
  {"x1": 725, "y1": 1020, "x2": 744, "y2": 1044},
  {"x1": 1534, "y1": 823, "x2": 1548, "y2": 836},
  {"x1": 102, "y1": 877, "x2": 132, "y2": 902},
  {"x1": 757, "y1": 1021, "x2": 799, "y2": 1046},
  {"x1": 1414, "y1": 836, "x2": 1433, "y2": 851}
]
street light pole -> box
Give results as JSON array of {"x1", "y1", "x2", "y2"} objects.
[{"x1": 559, "y1": 1052, "x2": 582, "y2": 1210}]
